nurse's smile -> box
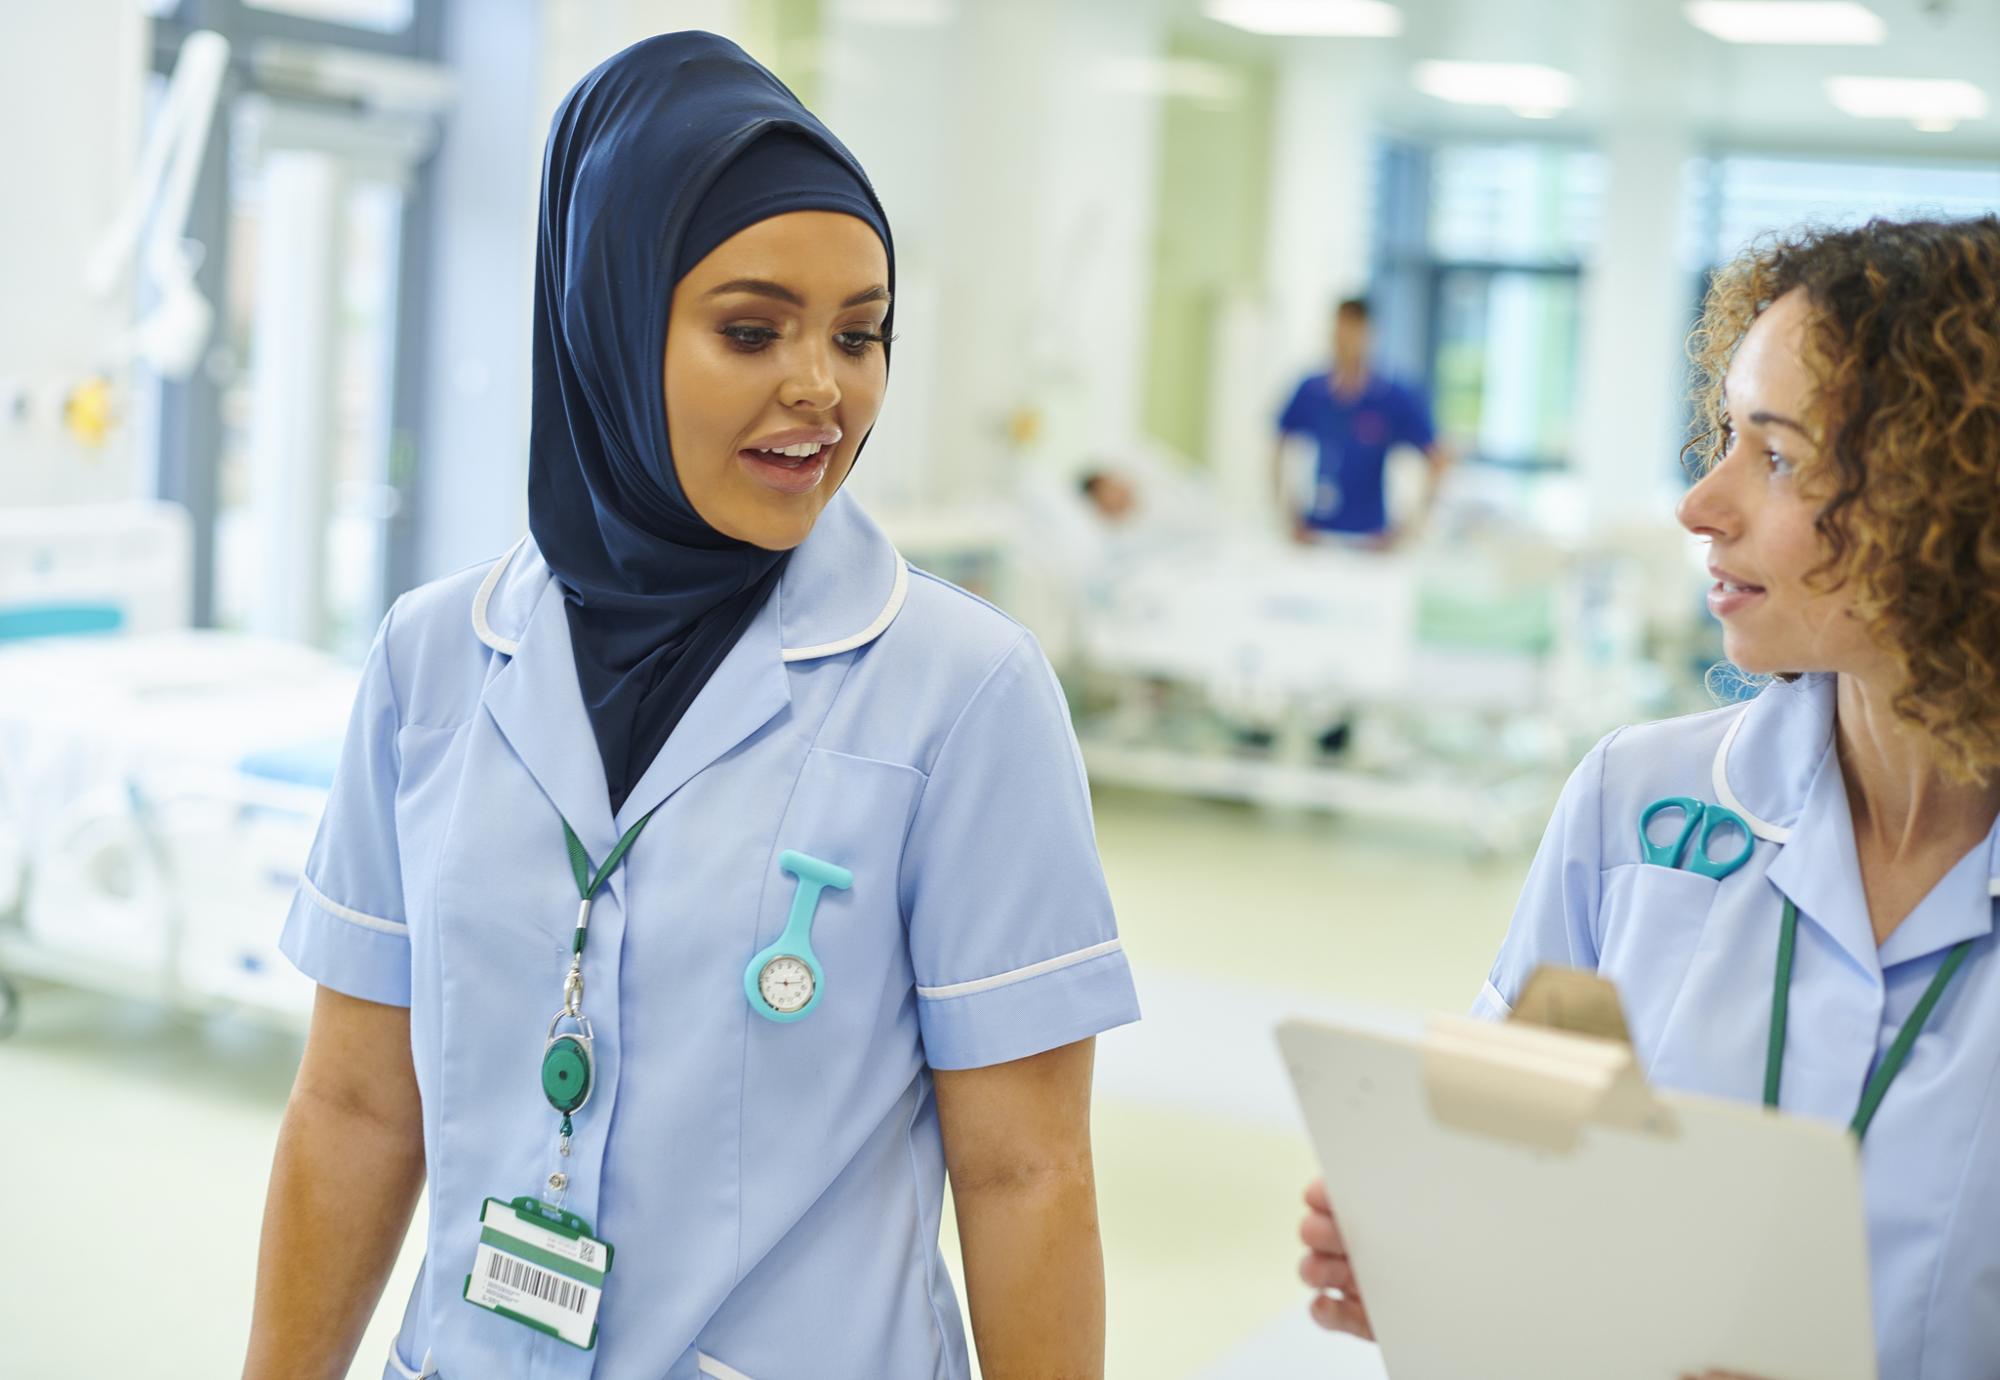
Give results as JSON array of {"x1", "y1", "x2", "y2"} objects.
[
  {"x1": 736, "y1": 424, "x2": 843, "y2": 495},
  {"x1": 1704, "y1": 562, "x2": 1765, "y2": 617}
]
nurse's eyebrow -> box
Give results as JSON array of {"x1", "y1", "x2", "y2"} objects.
[
  {"x1": 706, "y1": 278, "x2": 804, "y2": 305},
  {"x1": 704, "y1": 279, "x2": 891, "y2": 310},
  {"x1": 1748, "y1": 409, "x2": 1813, "y2": 440}
]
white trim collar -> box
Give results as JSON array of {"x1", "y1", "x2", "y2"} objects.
[
  {"x1": 780, "y1": 556, "x2": 908, "y2": 662},
  {"x1": 470, "y1": 535, "x2": 530, "y2": 655},
  {"x1": 1712, "y1": 705, "x2": 1792, "y2": 844},
  {"x1": 1708, "y1": 674, "x2": 1838, "y2": 845},
  {"x1": 468, "y1": 495, "x2": 908, "y2": 665}
]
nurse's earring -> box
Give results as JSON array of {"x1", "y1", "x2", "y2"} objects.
[{"x1": 745, "y1": 850, "x2": 851, "y2": 1022}]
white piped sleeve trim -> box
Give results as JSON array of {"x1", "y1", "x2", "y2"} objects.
[{"x1": 917, "y1": 938, "x2": 1125, "y2": 1000}]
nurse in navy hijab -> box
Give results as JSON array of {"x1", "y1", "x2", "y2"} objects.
[{"x1": 248, "y1": 30, "x2": 1139, "y2": 1380}]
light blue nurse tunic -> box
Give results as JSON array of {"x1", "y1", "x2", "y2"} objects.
[
  {"x1": 279, "y1": 492, "x2": 1142, "y2": 1380},
  {"x1": 1478, "y1": 672, "x2": 2000, "y2": 1379}
]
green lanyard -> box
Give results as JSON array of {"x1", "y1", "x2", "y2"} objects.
[
  {"x1": 562, "y1": 811, "x2": 657, "y2": 965},
  {"x1": 544, "y1": 810, "x2": 657, "y2": 1157},
  {"x1": 1763, "y1": 897, "x2": 1974, "y2": 1141}
]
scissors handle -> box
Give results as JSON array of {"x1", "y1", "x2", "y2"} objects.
[
  {"x1": 1638, "y1": 796, "x2": 1755, "y2": 878},
  {"x1": 1638, "y1": 797, "x2": 1704, "y2": 869},
  {"x1": 1687, "y1": 805, "x2": 1755, "y2": 879}
]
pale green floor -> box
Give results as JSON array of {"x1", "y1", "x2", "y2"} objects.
[{"x1": 0, "y1": 787, "x2": 1532, "y2": 1380}]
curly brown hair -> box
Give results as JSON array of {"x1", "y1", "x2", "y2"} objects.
[{"x1": 1686, "y1": 216, "x2": 2000, "y2": 781}]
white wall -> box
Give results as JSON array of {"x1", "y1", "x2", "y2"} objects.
[
  {"x1": 411, "y1": 0, "x2": 542, "y2": 579},
  {"x1": 1263, "y1": 45, "x2": 1375, "y2": 381},
  {"x1": 1569, "y1": 2, "x2": 1701, "y2": 529},
  {"x1": 1210, "y1": 41, "x2": 1378, "y2": 519},
  {"x1": 821, "y1": 0, "x2": 1167, "y2": 507},
  {"x1": 0, "y1": 2, "x2": 148, "y2": 507}
]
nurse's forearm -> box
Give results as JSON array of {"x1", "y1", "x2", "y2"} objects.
[
  {"x1": 952, "y1": 1169, "x2": 1107, "y2": 1380},
  {"x1": 243, "y1": 1087, "x2": 425, "y2": 1380}
]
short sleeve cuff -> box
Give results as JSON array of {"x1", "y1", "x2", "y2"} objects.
[
  {"x1": 279, "y1": 878, "x2": 412, "y2": 1008},
  {"x1": 1471, "y1": 977, "x2": 1513, "y2": 1021},
  {"x1": 918, "y1": 946, "x2": 1140, "y2": 1071}
]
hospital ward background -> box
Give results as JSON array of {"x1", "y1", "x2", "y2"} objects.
[{"x1": 3, "y1": 0, "x2": 1997, "y2": 1375}]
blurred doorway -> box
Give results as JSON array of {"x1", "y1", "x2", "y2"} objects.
[{"x1": 146, "y1": 0, "x2": 446, "y2": 656}]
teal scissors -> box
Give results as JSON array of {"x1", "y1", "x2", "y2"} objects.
[{"x1": 1638, "y1": 796, "x2": 1754, "y2": 879}]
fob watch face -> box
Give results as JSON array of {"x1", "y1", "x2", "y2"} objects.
[{"x1": 759, "y1": 955, "x2": 815, "y2": 1013}]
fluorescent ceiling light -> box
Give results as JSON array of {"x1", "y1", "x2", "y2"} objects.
[
  {"x1": 1826, "y1": 76, "x2": 1987, "y2": 131},
  {"x1": 1685, "y1": 2, "x2": 1885, "y2": 45},
  {"x1": 1203, "y1": 0, "x2": 1403, "y2": 38},
  {"x1": 1413, "y1": 61, "x2": 1576, "y2": 118}
]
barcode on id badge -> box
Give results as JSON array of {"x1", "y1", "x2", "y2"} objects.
[{"x1": 482, "y1": 1250, "x2": 589, "y2": 1314}]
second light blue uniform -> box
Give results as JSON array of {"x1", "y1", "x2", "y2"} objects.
[
  {"x1": 280, "y1": 492, "x2": 1142, "y2": 1380},
  {"x1": 1477, "y1": 672, "x2": 2000, "y2": 1379}
]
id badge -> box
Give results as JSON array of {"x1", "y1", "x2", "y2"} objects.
[{"x1": 462, "y1": 1196, "x2": 614, "y2": 1350}]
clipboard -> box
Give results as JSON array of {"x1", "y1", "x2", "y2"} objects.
[{"x1": 1277, "y1": 992, "x2": 1878, "y2": 1380}]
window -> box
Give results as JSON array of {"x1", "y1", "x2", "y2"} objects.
[
  {"x1": 1694, "y1": 152, "x2": 2000, "y2": 266},
  {"x1": 1427, "y1": 142, "x2": 1602, "y2": 265},
  {"x1": 1373, "y1": 139, "x2": 1601, "y2": 469}
]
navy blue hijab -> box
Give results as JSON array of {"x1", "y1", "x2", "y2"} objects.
[{"x1": 528, "y1": 33, "x2": 893, "y2": 813}]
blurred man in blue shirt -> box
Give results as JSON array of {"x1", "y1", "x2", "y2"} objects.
[{"x1": 1274, "y1": 297, "x2": 1452, "y2": 548}]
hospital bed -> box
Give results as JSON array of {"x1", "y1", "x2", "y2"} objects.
[
  {"x1": 0, "y1": 503, "x2": 356, "y2": 1034},
  {"x1": 1018, "y1": 460, "x2": 1679, "y2": 852}
]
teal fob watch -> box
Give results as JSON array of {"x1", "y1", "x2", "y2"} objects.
[{"x1": 745, "y1": 850, "x2": 852, "y2": 1022}]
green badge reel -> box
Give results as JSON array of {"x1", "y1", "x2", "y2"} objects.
[
  {"x1": 744, "y1": 850, "x2": 851, "y2": 1022},
  {"x1": 542, "y1": 1012, "x2": 594, "y2": 1117},
  {"x1": 542, "y1": 914, "x2": 597, "y2": 1129}
]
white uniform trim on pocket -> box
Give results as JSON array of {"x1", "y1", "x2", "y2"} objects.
[
  {"x1": 301, "y1": 874, "x2": 408, "y2": 935},
  {"x1": 696, "y1": 1353, "x2": 759, "y2": 1380},
  {"x1": 915, "y1": 937, "x2": 1124, "y2": 1000}
]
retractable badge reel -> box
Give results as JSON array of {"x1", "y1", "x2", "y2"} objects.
[
  {"x1": 542, "y1": 925, "x2": 595, "y2": 1129},
  {"x1": 745, "y1": 850, "x2": 851, "y2": 1021}
]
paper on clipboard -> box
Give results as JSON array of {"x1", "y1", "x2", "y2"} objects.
[{"x1": 1277, "y1": 998, "x2": 1877, "y2": 1380}]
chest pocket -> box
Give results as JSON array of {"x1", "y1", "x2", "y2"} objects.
[
  {"x1": 750, "y1": 748, "x2": 925, "y2": 1044},
  {"x1": 1596, "y1": 862, "x2": 1723, "y2": 1066}
]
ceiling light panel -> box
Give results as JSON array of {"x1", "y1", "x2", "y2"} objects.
[
  {"x1": 1685, "y1": 2, "x2": 1886, "y2": 45},
  {"x1": 1203, "y1": 0, "x2": 1403, "y2": 38},
  {"x1": 1413, "y1": 61, "x2": 1577, "y2": 117},
  {"x1": 1826, "y1": 76, "x2": 1988, "y2": 128}
]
